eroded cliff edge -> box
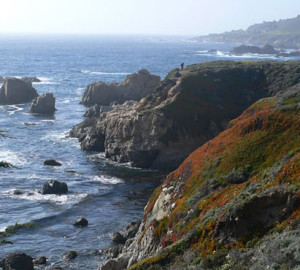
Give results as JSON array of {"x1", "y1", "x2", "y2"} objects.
[
  {"x1": 71, "y1": 61, "x2": 300, "y2": 171},
  {"x1": 100, "y1": 82, "x2": 300, "y2": 270}
]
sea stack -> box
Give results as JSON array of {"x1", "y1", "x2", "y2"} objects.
[
  {"x1": 0, "y1": 78, "x2": 38, "y2": 105},
  {"x1": 29, "y1": 93, "x2": 56, "y2": 114}
]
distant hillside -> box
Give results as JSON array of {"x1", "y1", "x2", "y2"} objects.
[{"x1": 194, "y1": 15, "x2": 300, "y2": 49}]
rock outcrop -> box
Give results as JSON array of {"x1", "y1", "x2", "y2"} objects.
[
  {"x1": 232, "y1": 44, "x2": 277, "y2": 54},
  {"x1": 44, "y1": 159, "x2": 62, "y2": 166},
  {"x1": 99, "y1": 84, "x2": 300, "y2": 270},
  {"x1": 2, "y1": 253, "x2": 34, "y2": 270},
  {"x1": 73, "y1": 217, "x2": 88, "y2": 227},
  {"x1": 41, "y1": 180, "x2": 68, "y2": 195},
  {"x1": 29, "y1": 93, "x2": 56, "y2": 114},
  {"x1": 0, "y1": 78, "x2": 38, "y2": 105},
  {"x1": 71, "y1": 61, "x2": 300, "y2": 171},
  {"x1": 81, "y1": 69, "x2": 161, "y2": 106}
]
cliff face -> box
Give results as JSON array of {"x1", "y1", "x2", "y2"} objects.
[
  {"x1": 71, "y1": 61, "x2": 300, "y2": 171},
  {"x1": 194, "y1": 15, "x2": 300, "y2": 49},
  {"x1": 81, "y1": 69, "x2": 161, "y2": 106},
  {"x1": 100, "y1": 84, "x2": 300, "y2": 270}
]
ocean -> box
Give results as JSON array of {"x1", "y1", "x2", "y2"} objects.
[{"x1": 0, "y1": 35, "x2": 294, "y2": 269}]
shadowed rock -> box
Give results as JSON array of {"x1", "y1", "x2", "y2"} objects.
[
  {"x1": 41, "y1": 180, "x2": 68, "y2": 195},
  {"x1": 0, "y1": 78, "x2": 38, "y2": 105},
  {"x1": 30, "y1": 93, "x2": 56, "y2": 114},
  {"x1": 44, "y1": 159, "x2": 62, "y2": 166},
  {"x1": 3, "y1": 253, "x2": 34, "y2": 270},
  {"x1": 74, "y1": 217, "x2": 88, "y2": 227}
]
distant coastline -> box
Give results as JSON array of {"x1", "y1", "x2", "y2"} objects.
[{"x1": 193, "y1": 15, "x2": 300, "y2": 49}]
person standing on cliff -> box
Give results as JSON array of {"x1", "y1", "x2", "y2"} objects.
[{"x1": 181, "y1": 63, "x2": 184, "y2": 71}]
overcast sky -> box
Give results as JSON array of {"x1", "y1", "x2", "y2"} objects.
[{"x1": 0, "y1": 0, "x2": 299, "y2": 35}]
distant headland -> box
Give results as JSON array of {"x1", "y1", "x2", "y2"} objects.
[{"x1": 193, "y1": 15, "x2": 300, "y2": 49}]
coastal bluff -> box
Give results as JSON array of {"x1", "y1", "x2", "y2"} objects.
[
  {"x1": 99, "y1": 80, "x2": 300, "y2": 270},
  {"x1": 71, "y1": 61, "x2": 300, "y2": 171}
]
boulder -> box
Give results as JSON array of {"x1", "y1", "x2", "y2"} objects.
[
  {"x1": 29, "y1": 93, "x2": 56, "y2": 114},
  {"x1": 33, "y1": 256, "x2": 47, "y2": 265},
  {"x1": 3, "y1": 253, "x2": 34, "y2": 270},
  {"x1": 13, "y1": 190, "x2": 24, "y2": 195},
  {"x1": 41, "y1": 180, "x2": 68, "y2": 195},
  {"x1": 63, "y1": 251, "x2": 77, "y2": 260},
  {"x1": 21, "y1": 77, "x2": 41, "y2": 83},
  {"x1": 44, "y1": 159, "x2": 62, "y2": 166},
  {"x1": 81, "y1": 69, "x2": 161, "y2": 106},
  {"x1": 123, "y1": 221, "x2": 141, "y2": 240},
  {"x1": 0, "y1": 78, "x2": 38, "y2": 105},
  {"x1": 73, "y1": 217, "x2": 88, "y2": 227},
  {"x1": 110, "y1": 232, "x2": 126, "y2": 244}
]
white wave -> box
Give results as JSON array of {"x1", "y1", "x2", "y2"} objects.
[
  {"x1": 195, "y1": 50, "x2": 277, "y2": 60},
  {"x1": 6, "y1": 105, "x2": 24, "y2": 115},
  {"x1": 76, "y1": 87, "x2": 85, "y2": 95},
  {"x1": 33, "y1": 77, "x2": 57, "y2": 85},
  {"x1": 93, "y1": 175, "x2": 123, "y2": 185},
  {"x1": 41, "y1": 131, "x2": 68, "y2": 142},
  {"x1": 0, "y1": 150, "x2": 27, "y2": 166},
  {"x1": 81, "y1": 70, "x2": 130, "y2": 76},
  {"x1": 40, "y1": 119, "x2": 55, "y2": 122},
  {"x1": 3, "y1": 189, "x2": 88, "y2": 205}
]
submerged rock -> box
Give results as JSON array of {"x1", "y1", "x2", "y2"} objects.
[
  {"x1": 3, "y1": 253, "x2": 34, "y2": 270},
  {"x1": 44, "y1": 159, "x2": 62, "y2": 166},
  {"x1": 13, "y1": 190, "x2": 24, "y2": 195},
  {"x1": 41, "y1": 180, "x2": 68, "y2": 195},
  {"x1": 0, "y1": 78, "x2": 38, "y2": 105},
  {"x1": 33, "y1": 256, "x2": 47, "y2": 265},
  {"x1": 63, "y1": 251, "x2": 78, "y2": 260},
  {"x1": 29, "y1": 92, "x2": 56, "y2": 114},
  {"x1": 81, "y1": 69, "x2": 161, "y2": 106},
  {"x1": 73, "y1": 217, "x2": 88, "y2": 227}
]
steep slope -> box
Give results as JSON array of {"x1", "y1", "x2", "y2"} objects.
[
  {"x1": 71, "y1": 61, "x2": 300, "y2": 171},
  {"x1": 100, "y1": 84, "x2": 300, "y2": 270},
  {"x1": 194, "y1": 15, "x2": 300, "y2": 49}
]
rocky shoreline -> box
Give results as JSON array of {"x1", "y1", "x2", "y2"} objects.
[{"x1": 1, "y1": 60, "x2": 300, "y2": 270}]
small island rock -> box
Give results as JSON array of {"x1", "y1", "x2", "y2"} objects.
[
  {"x1": 0, "y1": 78, "x2": 38, "y2": 105},
  {"x1": 74, "y1": 217, "x2": 88, "y2": 227},
  {"x1": 29, "y1": 93, "x2": 56, "y2": 114},
  {"x1": 42, "y1": 180, "x2": 68, "y2": 195},
  {"x1": 44, "y1": 159, "x2": 62, "y2": 166}
]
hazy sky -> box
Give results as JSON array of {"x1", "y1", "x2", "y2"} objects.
[{"x1": 0, "y1": 0, "x2": 299, "y2": 35}]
